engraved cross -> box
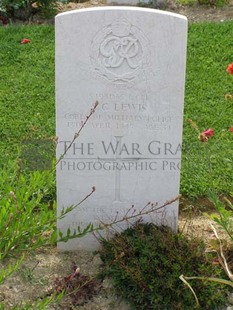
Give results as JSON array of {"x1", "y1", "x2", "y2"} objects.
[
  {"x1": 114, "y1": 136, "x2": 122, "y2": 202},
  {"x1": 99, "y1": 136, "x2": 138, "y2": 203}
]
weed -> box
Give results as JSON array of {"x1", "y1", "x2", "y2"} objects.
[
  {"x1": 54, "y1": 262, "x2": 101, "y2": 307},
  {"x1": 207, "y1": 192, "x2": 233, "y2": 243}
]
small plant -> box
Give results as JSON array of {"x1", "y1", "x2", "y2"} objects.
[
  {"x1": 54, "y1": 263, "x2": 101, "y2": 307},
  {"x1": 207, "y1": 192, "x2": 233, "y2": 243},
  {"x1": 99, "y1": 222, "x2": 227, "y2": 310},
  {"x1": 0, "y1": 161, "x2": 57, "y2": 263},
  {"x1": 180, "y1": 193, "x2": 233, "y2": 305}
]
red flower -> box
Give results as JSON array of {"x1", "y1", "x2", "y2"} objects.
[
  {"x1": 199, "y1": 128, "x2": 214, "y2": 142},
  {"x1": 202, "y1": 128, "x2": 214, "y2": 137},
  {"x1": 21, "y1": 38, "x2": 31, "y2": 44},
  {"x1": 229, "y1": 127, "x2": 233, "y2": 132},
  {"x1": 226, "y1": 63, "x2": 233, "y2": 75}
]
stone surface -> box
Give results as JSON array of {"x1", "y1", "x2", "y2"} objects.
[{"x1": 56, "y1": 7, "x2": 187, "y2": 250}]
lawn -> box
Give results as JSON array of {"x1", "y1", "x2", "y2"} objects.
[
  {"x1": 0, "y1": 25, "x2": 55, "y2": 160},
  {"x1": 181, "y1": 22, "x2": 233, "y2": 197},
  {"x1": 0, "y1": 22, "x2": 232, "y2": 198}
]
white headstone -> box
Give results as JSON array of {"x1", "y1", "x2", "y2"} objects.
[{"x1": 56, "y1": 7, "x2": 187, "y2": 251}]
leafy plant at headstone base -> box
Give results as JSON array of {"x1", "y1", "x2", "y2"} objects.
[
  {"x1": 0, "y1": 101, "x2": 182, "y2": 309},
  {"x1": 98, "y1": 222, "x2": 227, "y2": 310},
  {"x1": 0, "y1": 102, "x2": 99, "y2": 264},
  {"x1": 0, "y1": 159, "x2": 180, "y2": 308},
  {"x1": 180, "y1": 192, "x2": 233, "y2": 305},
  {"x1": 0, "y1": 161, "x2": 65, "y2": 309},
  {"x1": 0, "y1": 161, "x2": 56, "y2": 265},
  {"x1": 0, "y1": 102, "x2": 100, "y2": 308}
]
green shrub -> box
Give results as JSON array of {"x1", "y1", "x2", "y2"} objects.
[
  {"x1": 99, "y1": 223, "x2": 227, "y2": 310},
  {"x1": 0, "y1": 0, "x2": 57, "y2": 20},
  {"x1": 0, "y1": 160, "x2": 56, "y2": 263}
]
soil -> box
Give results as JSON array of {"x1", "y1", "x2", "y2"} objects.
[{"x1": 0, "y1": 247, "x2": 131, "y2": 310}]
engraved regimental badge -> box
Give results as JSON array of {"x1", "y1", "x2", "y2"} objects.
[{"x1": 90, "y1": 20, "x2": 148, "y2": 84}]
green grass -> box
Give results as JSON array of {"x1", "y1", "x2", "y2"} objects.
[
  {"x1": 0, "y1": 25, "x2": 55, "y2": 160},
  {"x1": 0, "y1": 22, "x2": 232, "y2": 198},
  {"x1": 181, "y1": 22, "x2": 233, "y2": 197}
]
